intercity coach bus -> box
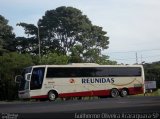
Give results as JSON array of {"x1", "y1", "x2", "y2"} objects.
[{"x1": 15, "y1": 63, "x2": 145, "y2": 101}]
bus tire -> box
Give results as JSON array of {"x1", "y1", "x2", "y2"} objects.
[
  {"x1": 120, "y1": 88, "x2": 128, "y2": 97},
  {"x1": 48, "y1": 90, "x2": 58, "y2": 101},
  {"x1": 110, "y1": 88, "x2": 119, "y2": 98}
]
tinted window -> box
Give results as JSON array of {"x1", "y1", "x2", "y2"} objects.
[
  {"x1": 46, "y1": 67, "x2": 141, "y2": 78},
  {"x1": 30, "y1": 67, "x2": 45, "y2": 90},
  {"x1": 46, "y1": 68, "x2": 85, "y2": 77},
  {"x1": 95, "y1": 67, "x2": 141, "y2": 76}
]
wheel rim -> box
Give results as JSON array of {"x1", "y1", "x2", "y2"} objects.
[
  {"x1": 49, "y1": 93, "x2": 56, "y2": 101},
  {"x1": 111, "y1": 89, "x2": 119, "y2": 98},
  {"x1": 121, "y1": 90, "x2": 127, "y2": 96}
]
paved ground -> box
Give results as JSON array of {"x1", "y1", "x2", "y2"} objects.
[{"x1": 0, "y1": 96, "x2": 160, "y2": 118}]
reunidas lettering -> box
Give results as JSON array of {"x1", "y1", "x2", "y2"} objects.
[{"x1": 82, "y1": 78, "x2": 114, "y2": 84}]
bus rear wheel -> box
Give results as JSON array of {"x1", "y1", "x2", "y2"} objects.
[
  {"x1": 48, "y1": 91, "x2": 57, "y2": 101},
  {"x1": 111, "y1": 88, "x2": 119, "y2": 98},
  {"x1": 120, "y1": 89, "x2": 128, "y2": 97}
]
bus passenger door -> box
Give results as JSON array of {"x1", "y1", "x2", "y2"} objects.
[{"x1": 30, "y1": 67, "x2": 45, "y2": 97}]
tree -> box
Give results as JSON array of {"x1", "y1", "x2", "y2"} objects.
[
  {"x1": 0, "y1": 15, "x2": 15, "y2": 55},
  {"x1": 40, "y1": 6, "x2": 109, "y2": 62},
  {"x1": 0, "y1": 52, "x2": 33, "y2": 100},
  {"x1": 17, "y1": 6, "x2": 111, "y2": 63},
  {"x1": 144, "y1": 61, "x2": 160, "y2": 88},
  {"x1": 41, "y1": 53, "x2": 68, "y2": 65}
]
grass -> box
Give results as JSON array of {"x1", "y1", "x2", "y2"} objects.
[
  {"x1": 135, "y1": 89, "x2": 160, "y2": 96},
  {"x1": 145, "y1": 89, "x2": 160, "y2": 96}
]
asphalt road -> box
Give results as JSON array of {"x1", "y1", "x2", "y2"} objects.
[{"x1": 0, "y1": 96, "x2": 160, "y2": 118}]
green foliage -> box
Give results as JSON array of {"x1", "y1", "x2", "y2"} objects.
[
  {"x1": 95, "y1": 55, "x2": 117, "y2": 65},
  {"x1": 17, "y1": 23, "x2": 37, "y2": 36},
  {"x1": 15, "y1": 36, "x2": 39, "y2": 54},
  {"x1": 39, "y1": 6, "x2": 109, "y2": 62},
  {"x1": 0, "y1": 15, "x2": 15, "y2": 55},
  {"x1": 0, "y1": 52, "x2": 33, "y2": 100},
  {"x1": 40, "y1": 53, "x2": 68, "y2": 65},
  {"x1": 39, "y1": 6, "x2": 93, "y2": 54},
  {"x1": 15, "y1": 23, "x2": 39, "y2": 55},
  {"x1": 144, "y1": 61, "x2": 160, "y2": 88},
  {"x1": 69, "y1": 45, "x2": 117, "y2": 64},
  {"x1": 16, "y1": 6, "x2": 110, "y2": 63}
]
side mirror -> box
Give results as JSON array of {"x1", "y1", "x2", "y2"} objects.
[
  {"x1": 15, "y1": 75, "x2": 23, "y2": 83},
  {"x1": 25, "y1": 73, "x2": 31, "y2": 81}
]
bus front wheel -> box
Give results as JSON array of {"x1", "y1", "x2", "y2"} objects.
[
  {"x1": 48, "y1": 91, "x2": 58, "y2": 101},
  {"x1": 110, "y1": 88, "x2": 119, "y2": 98}
]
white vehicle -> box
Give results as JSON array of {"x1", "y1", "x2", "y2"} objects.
[{"x1": 15, "y1": 63, "x2": 145, "y2": 101}]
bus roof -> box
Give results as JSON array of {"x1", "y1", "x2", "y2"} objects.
[{"x1": 30, "y1": 63, "x2": 143, "y2": 68}]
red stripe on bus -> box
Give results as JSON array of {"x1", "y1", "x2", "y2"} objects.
[
  {"x1": 31, "y1": 87, "x2": 144, "y2": 99},
  {"x1": 59, "y1": 90, "x2": 110, "y2": 97}
]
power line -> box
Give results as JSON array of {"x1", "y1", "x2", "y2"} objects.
[
  {"x1": 141, "y1": 55, "x2": 160, "y2": 59},
  {"x1": 105, "y1": 48, "x2": 160, "y2": 64},
  {"x1": 110, "y1": 54, "x2": 160, "y2": 61},
  {"x1": 107, "y1": 48, "x2": 160, "y2": 54}
]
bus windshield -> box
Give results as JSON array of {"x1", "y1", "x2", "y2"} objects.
[{"x1": 19, "y1": 67, "x2": 32, "y2": 91}]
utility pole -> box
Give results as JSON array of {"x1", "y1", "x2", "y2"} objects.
[
  {"x1": 37, "y1": 21, "x2": 41, "y2": 62},
  {"x1": 136, "y1": 52, "x2": 138, "y2": 64}
]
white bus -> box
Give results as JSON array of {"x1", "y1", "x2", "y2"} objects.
[{"x1": 15, "y1": 63, "x2": 145, "y2": 101}]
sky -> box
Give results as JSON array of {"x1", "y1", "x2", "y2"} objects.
[{"x1": 0, "y1": 0, "x2": 160, "y2": 64}]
